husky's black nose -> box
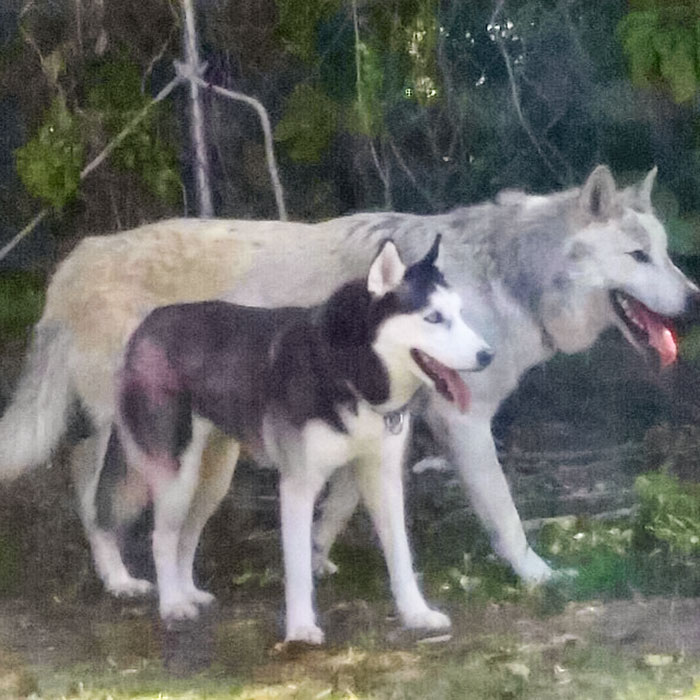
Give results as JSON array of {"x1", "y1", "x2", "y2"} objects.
[
  {"x1": 476, "y1": 349, "x2": 494, "y2": 369},
  {"x1": 676, "y1": 289, "x2": 700, "y2": 334}
]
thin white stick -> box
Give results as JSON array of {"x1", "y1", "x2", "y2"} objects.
[
  {"x1": 181, "y1": 0, "x2": 214, "y2": 217},
  {"x1": 195, "y1": 77, "x2": 287, "y2": 221}
]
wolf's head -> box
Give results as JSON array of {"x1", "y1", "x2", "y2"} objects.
[
  {"x1": 531, "y1": 166, "x2": 700, "y2": 365},
  {"x1": 367, "y1": 236, "x2": 493, "y2": 412}
]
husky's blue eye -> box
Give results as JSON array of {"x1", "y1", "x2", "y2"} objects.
[
  {"x1": 424, "y1": 311, "x2": 443, "y2": 324},
  {"x1": 629, "y1": 250, "x2": 651, "y2": 264}
]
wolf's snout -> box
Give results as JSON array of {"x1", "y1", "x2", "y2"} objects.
[
  {"x1": 476, "y1": 348, "x2": 494, "y2": 370},
  {"x1": 675, "y1": 289, "x2": 700, "y2": 334}
]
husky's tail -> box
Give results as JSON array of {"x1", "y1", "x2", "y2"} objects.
[{"x1": 0, "y1": 321, "x2": 75, "y2": 479}]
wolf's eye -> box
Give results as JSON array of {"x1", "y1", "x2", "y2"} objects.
[
  {"x1": 628, "y1": 250, "x2": 651, "y2": 264},
  {"x1": 424, "y1": 311, "x2": 444, "y2": 324}
]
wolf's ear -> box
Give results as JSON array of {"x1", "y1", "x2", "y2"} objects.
[
  {"x1": 368, "y1": 240, "x2": 406, "y2": 296},
  {"x1": 579, "y1": 165, "x2": 618, "y2": 220},
  {"x1": 620, "y1": 166, "x2": 657, "y2": 213}
]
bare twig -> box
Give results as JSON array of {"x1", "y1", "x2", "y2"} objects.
[
  {"x1": 352, "y1": 0, "x2": 391, "y2": 209},
  {"x1": 181, "y1": 0, "x2": 214, "y2": 217},
  {"x1": 0, "y1": 74, "x2": 184, "y2": 263},
  {"x1": 194, "y1": 77, "x2": 287, "y2": 221},
  {"x1": 0, "y1": 210, "x2": 49, "y2": 262},
  {"x1": 80, "y1": 74, "x2": 183, "y2": 181},
  {"x1": 490, "y1": 0, "x2": 566, "y2": 185}
]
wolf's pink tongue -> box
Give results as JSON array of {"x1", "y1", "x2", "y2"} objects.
[
  {"x1": 443, "y1": 367, "x2": 471, "y2": 413},
  {"x1": 630, "y1": 299, "x2": 678, "y2": 367}
]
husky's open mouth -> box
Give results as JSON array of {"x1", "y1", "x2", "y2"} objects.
[
  {"x1": 410, "y1": 349, "x2": 470, "y2": 412},
  {"x1": 609, "y1": 290, "x2": 677, "y2": 367}
]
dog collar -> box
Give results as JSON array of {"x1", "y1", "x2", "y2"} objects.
[{"x1": 384, "y1": 409, "x2": 406, "y2": 435}]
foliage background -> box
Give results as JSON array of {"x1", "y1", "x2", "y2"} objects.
[{"x1": 1, "y1": 0, "x2": 700, "y2": 262}]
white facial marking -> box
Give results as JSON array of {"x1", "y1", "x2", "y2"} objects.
[{"x1": 372, "y1": 285, "x2": 491, "y2": 407}]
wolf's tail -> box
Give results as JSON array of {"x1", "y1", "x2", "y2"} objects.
[{"x1": 0, "y1": 321, "x2": 75, "y2": 479}]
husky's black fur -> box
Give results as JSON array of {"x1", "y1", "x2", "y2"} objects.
[{"x1": 118, "y1": 238, "x2": 444, "y2": 468}]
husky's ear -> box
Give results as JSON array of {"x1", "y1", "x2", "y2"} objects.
[
  {"x1": 368, "y1": 240, "x2": 406, "y2": 296},
  {"x1": 421, "y1": 234, "x2": 443, "y2": 270},
  {"x1": 579, "y1": 165, "x2": 618, "y2": 220}
]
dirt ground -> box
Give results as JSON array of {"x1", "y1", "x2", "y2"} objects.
[{"x1": 2, "y1": 586, "x2": 700, "y2": 699}]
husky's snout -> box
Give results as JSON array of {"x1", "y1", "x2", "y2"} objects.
[{"x1": 475, "y1": 348, "x2": 494, "y2": 370}]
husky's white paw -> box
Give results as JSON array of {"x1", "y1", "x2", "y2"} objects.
[
  {"x1": 312, "y1": 553, "x2": 339, "y2": 577},
  {"x1": 189, "y1": 588, "x2": 216, "y2": 607},
  {"x1": 106, "y1": 576, "x2": 154, "y2": 598},
  {"x1": 285, "y1": 624, "x2": 325, "y2": 645},
  {"x1": 402, "y1": 608, "x2": 451, "y2": 630},
  {"x1": 160, "y1": 598, "x2": 200, "y2": 622},
  {"x1": 516, "y1": 548, "x2": 553, "y2": 585}
]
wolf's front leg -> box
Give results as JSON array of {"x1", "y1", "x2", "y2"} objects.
[
  {"x1": 279, "y1": 472, "x2": 326, "y2": 644},
  {"x1": 355, "y1": 418, "x2": 450, "y2": 631},
  {"x1": 433, "y1": 403, "x2": 552, "y2": 583}
]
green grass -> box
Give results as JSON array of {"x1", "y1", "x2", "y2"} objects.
[{"x1": 0, "y1": 270, "x2": 45, "y2": 339}]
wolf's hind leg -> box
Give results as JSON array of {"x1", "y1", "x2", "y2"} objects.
[
  {"x1": 355, "y1": 418, "x2": 450, "y2": 631},
  {"x1": 312, "y1": 465, "x2": 360, "y2": 576},
  {"x1": 151, "y1": 416, "x2": 213, "y2": 622},
  {"x1": 177, "y1": 431, "x2": 240, "y2": 606},
  {"x1": 71, "y1": 430, "x2": 153, "y2": 597}
]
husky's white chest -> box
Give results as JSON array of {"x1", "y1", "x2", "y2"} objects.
[{"x1": 263, "y1": 403, "x2": 388, "y2": 478}]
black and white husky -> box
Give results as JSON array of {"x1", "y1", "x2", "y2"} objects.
[{"x1": 108, "y1": 236, "x2": 492, "y2": 642}]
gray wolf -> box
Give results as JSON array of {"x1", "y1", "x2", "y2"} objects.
[
  {"x1": 107, "y1": 237, "x2": 491, "y2": 641},
  {"x1": 0, "y1": 165, "x2": 697, "y2": 597}
]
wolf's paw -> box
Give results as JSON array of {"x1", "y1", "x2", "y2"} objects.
[
  {"x1": 285, "y1": 624, "x2": 325, "y2": 645},
  {"x1": 106, "y1": 576, "x2": 154, "y2": 599},
  {"x1": 160, "y1": 599, "x2": 200, "y2": 622},
  {"x1": 411, "y1": 455, "x2": 451, "y2": 474},
  {"x1": 516, "y1": 548, "x2": 553, "y2": 585},
  {"x1": 402, "y1": 608, "x2": 451, "y2": 631},
  {"x1": 312, "y1": 553, "x2": 339, "y2": 577}
]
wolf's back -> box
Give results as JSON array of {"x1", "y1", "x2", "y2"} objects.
[{"x1": 0, "y1": 320, "x2": 75, "y2": 479}]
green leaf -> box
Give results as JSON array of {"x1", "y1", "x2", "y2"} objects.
[
  {"x1": 275, "y1": 84, "x2": 338, "y2": 163},
  {"x1": 14, "y1": 98, "x2": 83, "y2": 210}
]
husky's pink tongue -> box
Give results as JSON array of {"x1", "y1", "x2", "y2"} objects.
[
  {"x1": 441, "y1": 366, "x2": 471, "y2": 412},
  {"x1": 411, "y1": 349, "x2": 471, "y2": 412},
  {"x1": 629, "y1": 298, "x2": 678, "y2": 367}
]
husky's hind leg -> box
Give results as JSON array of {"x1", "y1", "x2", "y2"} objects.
[
  {"x1": 150, "y1": 416, "x2": 213, "y2": 621},
  {"x1": 355, "y1": 417, "x2": 450, "y2": 631},
  {"x1": 71, "y1": 430, "x2": 153, "y2": 597},
  {"x1": 177, "y1": 431, "x2": 240, "y2": 607},
  {"x1": 312, "y1": 465, "x2": 360, "y2": 576}
]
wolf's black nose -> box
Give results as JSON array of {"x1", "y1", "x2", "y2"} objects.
[{"x1": 476, "y1": 349, "x2": 494, "y2": 369}]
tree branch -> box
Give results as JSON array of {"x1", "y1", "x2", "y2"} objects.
[{"x1": 195, "y1": 78, "x2": 287, "y2": 221}]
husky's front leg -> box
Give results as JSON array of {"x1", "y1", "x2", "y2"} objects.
[
  {"x1": 355, "y1": 417, "x2": 450, "y2": 631},
  {"x1": 435, "y1": 404, "x2": 552, "y2": 583},
  {"x1": 279, "y1": 471, "x2": 326, "y2": 644}
]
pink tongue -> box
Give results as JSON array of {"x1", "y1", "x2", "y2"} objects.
[
  {"x1": 442, "y1": 366, "x2": 471, "y2": 413},
  {"x1": 629, "y1": 299, "x2": 678, "y2": 367}
]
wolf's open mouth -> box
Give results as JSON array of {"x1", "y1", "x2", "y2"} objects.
[
  {"x1": 410, "y1": 349, "x2": 470, "y2": 412},
  {"x1": 609, "y1": 290, "x2": 677, "y2": 367}
]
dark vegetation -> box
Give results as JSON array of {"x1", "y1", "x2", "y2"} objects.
[{"x1": 1, "y1": 0, "x2": 700, "y2": 696}]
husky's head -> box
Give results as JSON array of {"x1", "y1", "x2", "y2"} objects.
[
  {"x1": 535, "y1": 166, "x2": 700, "y2": 365},
  {"x1": 368, "y1": 236, "x2": 493, "y2": 412}
]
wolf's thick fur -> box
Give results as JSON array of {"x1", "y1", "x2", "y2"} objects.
[{"x1": 1, "y1": 165, "x2": 698, "y2": 595}]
